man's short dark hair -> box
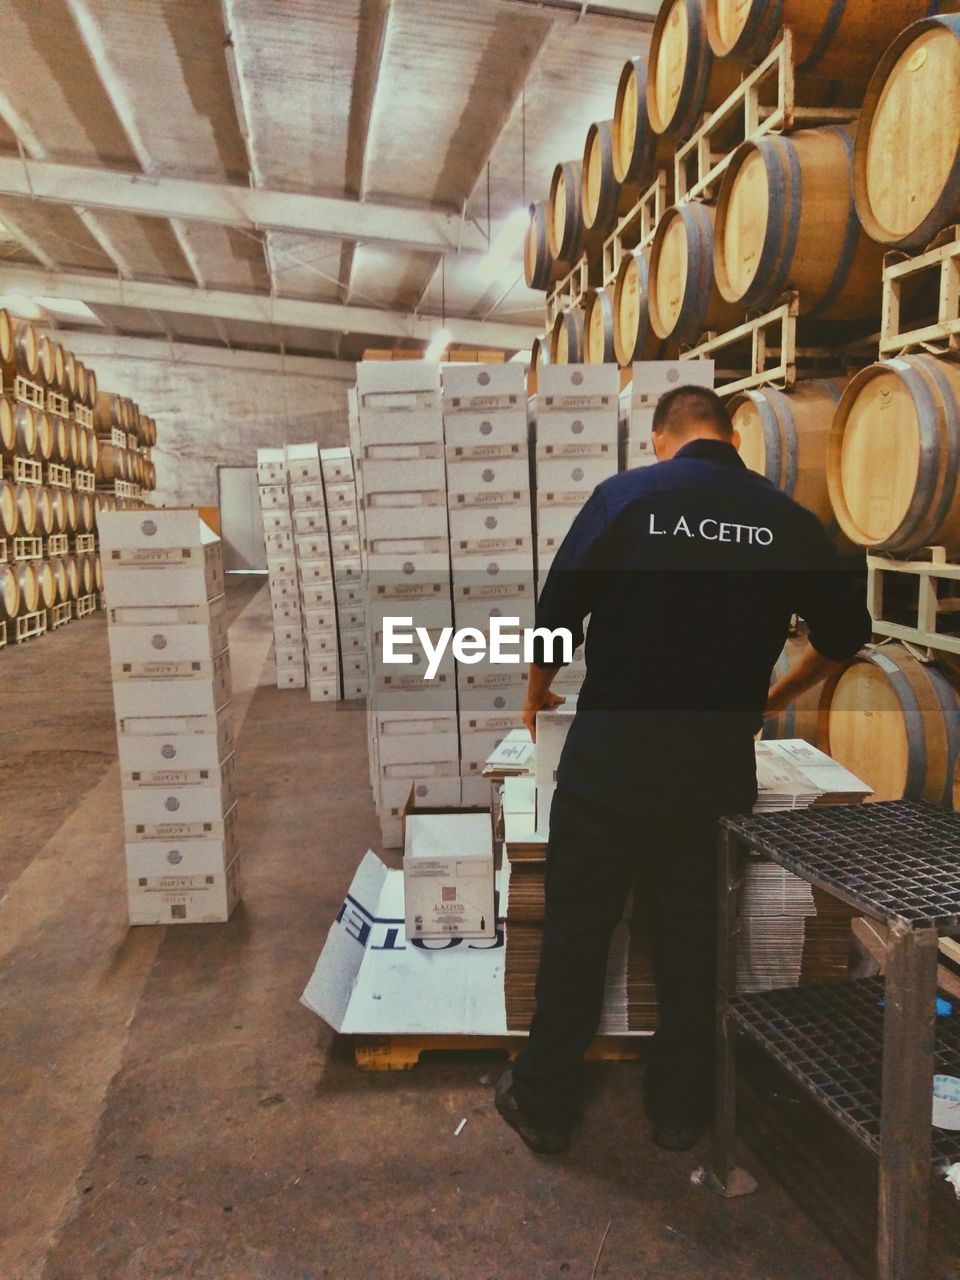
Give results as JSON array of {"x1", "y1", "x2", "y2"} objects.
[{"x1": 652, "y1": 385, "x2": 733, "y2": 437}]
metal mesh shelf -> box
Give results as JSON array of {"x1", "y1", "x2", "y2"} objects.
[
  {"x1": 722, "y1": 802, "x2": 960, "y2": 931},
  {"x1": 729, "y1": 977, "x2": 960, "y2": 1166}
]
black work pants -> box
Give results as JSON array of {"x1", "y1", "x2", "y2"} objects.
[{"x1": 511, "y1": 784, "x2": 721, "y2": 1129}]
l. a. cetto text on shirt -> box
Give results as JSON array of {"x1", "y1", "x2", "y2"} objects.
[{"x1": 647, "y1": 514, "x2": 774, "y2": 545}]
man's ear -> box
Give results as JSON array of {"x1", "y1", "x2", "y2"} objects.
[{"x1": 731, "y1": 428, "x2": 741, "y2": 452}]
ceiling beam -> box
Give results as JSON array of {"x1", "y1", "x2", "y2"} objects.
[
  {"x1": 493, "y1": 0, "x2": 658, "y2": 19},
  {"x1": 62, "y1": 333, "x2": 359, "y2": 381},
  {"x1": 0, "y1": 264, "x2": 538, "y2": 350},
  {"x1": 0, "y1": 208, "x2": 58, "y2": 270},
  {"x1": 0, "y1": 155, "x2": 490, "y2": 258},
  {"x1": 342, "y1": 0, "x2": 393, "y2": 304}
]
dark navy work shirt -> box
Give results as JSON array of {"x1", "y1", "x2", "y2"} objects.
[{"x1": 534, "y1": 439, "x2": 871, "y2": 816}]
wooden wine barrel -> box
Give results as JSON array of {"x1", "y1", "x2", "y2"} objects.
[
  {"x1": 38, "y1": 336, "x2": 57, "y2": 386},
  {"x1": 77, "y1": 492, "x2": 94, "y2": 533},
  {"x1": 548, "y1": 161, "x2": 586, "y2": 264},
  {"x1": 78, "y1": 553, "x2": 94, "y2": 596},
  {"x1": 52, "y1": 342, "x2": 66, "y2": 392},
  {"x1": 524, "y1": 202, "x2": 568, "y2": 291},
  {"x1": 64, "y1": 352, "x2": 77, "y2": 399},
  {"x1": 143, "y1": 459, "x2": 157, "y2": 490},
  {"x1": 17, "y1": 561, "x2": 39, "y2": 614},
  {"x1": 94, "y1": 553, "x2": 103, "y2": 593},
  {"x1": 647, "y1": 0, "x2": 743, "y2": 141},
  {"x1": 0, "y1": 310, "x2": 14, "y2": 381},
  {"x1": 0, "y1": 479, "x2": 18, "y2": 536},
  {"x1": 66, "y1": 420, "x2": 80, "y2": 467},
  {"x1": 582, "y1": 120, "x2": 632, "y2": 238},
  {"x1": 0, "y1": 400, "x2": 15, "y2": 455},
  {"x1": 75, "y1": 361, "x2": 88, "y2": 406},
  {"x1": 86, "y1": 367, "x2": 98, "y2": 408},
  {"x1": 705, "y1": 0, "x2": 952, "y2": 85},
  {"x1": 34, "y1": 410, "x2": 53, "y2": 462},
  {"x1": 6, "y1": 402, "x2": 37, "y2": 457},
  {"x1": 63, "y1": 490, "x2": 78, "y2": 534},
  {"x1": 63, "y1": 554, "x2": 80, "y2": 599},
  {"x1": 714, "y1": 125, "x2": 884, "y2": 321},
  {"x1": 50, "y1": 487, "x2": 67, "y2": 535},
  {"x1": 50, "y1": 416, "x2": 69, "y2": 465},
  {"x1": 853, "y1": 15, "x2": 960, "y2": 251},
  {"x1": 732, "y1": 379, "x2": 849, "y2": 537},
  {"x1": 36, "y1": 560, "x2": 56, "y2": 610},
  {"x1": 550, "y1": 308, "x2": 586, "y2": 364},
  {"x1": 583, "y1": 287, "x2": 617, "y2": 363},
  {"x1": 0, "y1": 562, "x2": 21, "y2": 620},
  {"x1": 148, "y1": 418, "x2": 158, "y2": 447},
  {"x1": 649, "y1": 202, "x2": 739, "y2": 344},
  {"x1": 763, "y1": 646, "x2": 822, "y2": 746},
  {"x1": 33, "y1": 486, "x2": 54, "y2": 537},
  {"x1": 76, "y1": 423, "x2": 89, "y2": 470},
  {"x1": 613, "y1": 248, "x2": 661, "y2": 366},
  {"x1": 49, "y1": 556, "x2": 68, "y2": 604},
  {"x1": 8, "y1": 320, "x2": 39, "y2": 380},
  {"x1": 87, "y1": 430, "x2": 99, "y2": 474},
  {"x1": 821, "y1": 644, "x2": 960, "y2": 806},
  {"x1": 94, "y1": 392, "x2": 125, "y2": 432},
  {"x1": 15, "y1": 483, "x2": 37, "y2": 535},
  {"x1": 613, "y1": 56, "x2": 674, "y2": 188},
  {"x1": 828, "y1": 355, "x2": 960, "y2": 554}
]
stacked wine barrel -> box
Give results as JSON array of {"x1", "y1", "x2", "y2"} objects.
[
  {"x1": 524, "y1": 2, "x2": 960, "y2": 809},
  {"x1": 0, "y1": 308, "x2": 157, "y2": 645}
]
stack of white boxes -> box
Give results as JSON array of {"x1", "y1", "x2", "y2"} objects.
[
  {"x1": 258, "y1": 447, "x2": 305, "y2": 690},
  {"x1": 623, "y1": 361, "x2": 715, "y2": 469},
  {"x1": 443, "y1": 363, "x2": 536, "y2": 802},
  {"x1": 286, "y1": 443, "x2": 338, "y2": 702},
  {"x1": 356, "y1": 361, "x2": 459, "y2": 847},
  {"x1": 320, "y1": 447, "x2": 368, "y2": 700},
  {"x1": 535, "y1": 364, "x2": 620, "y2": 699},
  {"x1": 99, "y1": 509, "x2": 241, "y2": 925}
]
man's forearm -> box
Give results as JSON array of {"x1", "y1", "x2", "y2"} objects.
[
  {"x1": 766, "y1": 642, "x2": 845, "y2": 716},
  {"x1": 521, "y1": 662, "x2": 564, "y2": 740}
]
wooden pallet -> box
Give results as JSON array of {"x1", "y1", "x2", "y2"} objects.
[
  {"x1": 545, "y1": 255, "x2": 590, "y2": 327},
  {"x1": 0, "y1": 537, "x2": 6, "y2": 564},
  {"x1": 73, "y1": 403, "x2": 93, "y2": 429},
  {"x1": 674, "y1": 30, "x2": 858, "y2": 205},
  {"x1": 880, "y1": 225, "x2": 960, "y2": 357},
  {"x1": 73, "y1": 469, "x2": 95, "y2": 493},
  {"x1": 867, "y1": 548, "x2": 960, "y2": 659},
  {"x1": 14, "y1": 376, "x2": 44, "y2": 410},
  {"x1": 74, "y1": 593, "x2": 97, "y2": 619},
  {"x1": 679, "y1": 294, "x2": 867, "y2": 395},
  {"x1": 46, "y1": 462, "x2": 72, "y2": 489},
  {"x1": 601, "y1": 171, "x2": 668, "y2": 287},
  {"x1": 97, "y1": 426, "x2": 126, "y2": 448},
  {"x1": 15, "y1": 610, "x2": 46, "y2": 642},
  {"x1": 45, "y1": 533, "x2": 68, "y2": 556},
  {"x1": 0, "y1": 619, "x2": 6, "y2": 649},
  {"x1": 46, "y1": 389, "x2": 70, "y2": 417},
  {"x1": 47, "y1": 601, "x2": 72, "y2": 630},
  {"x1": 354, "y1": 1033, "x2": 648, "y2": 1072},
  {"x1": 13, "y1": 456, "x2": 42, "y2": 485},
  {"x1": 13, "y1": 535, "x2": 42, "y2": 561},
  {"x1": 71, "y1": 533, "x2": 95, "y2": 553}
]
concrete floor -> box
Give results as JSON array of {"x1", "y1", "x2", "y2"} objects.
[{"x1": 0, "y1": 580, "x2": 951, "y2": 1280}]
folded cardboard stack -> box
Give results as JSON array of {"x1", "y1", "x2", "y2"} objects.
[
  {"x1": 100, "y1": 509, "x2": 241, "y2": 925},
  {"x1": 494, "y1": 733, "x2": 871, "y2": 1033}
]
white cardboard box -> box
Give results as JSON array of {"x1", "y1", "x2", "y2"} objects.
[
  {"x1": 295, "y1": 534, "x2": 333, "y2": 563},
  {"x1": 305, "y1": 631, "x2": 338, "y2": 657},
  {"x1": 259, "y1": 484, "x2": 290, "y2": 510},
  {"x1": 320, "y1": 446, "x2": 353, "y2": 483},
  {"x1": 537, "y1": 363, "x2": 620, "y2": 411},
  {"x1": 285, "y1": 443, "x2": 322, "y2": 483},
  {"x1": 404, "y1": 812, "x2": 495, "y2": 941},
  {"x1": 380, "y1": 776, "x2": 463, "y2": 816},
  {"x1": 261, "y1": 509, "x2": 293, "y2": 534},
  {"x1": 536, "y1": 454, "x2": 617, "y2": 492},
  {"x1": 112, "y1": 651, "x2": 232, "y2": 718},
  {"x1": 362, "y1": 457, "x2": 446, "y2": 496},
  {"x1": 273, "y1": 620, "x2": 304, "y2": 648},
  {"x1": 103, "y1": 545, "x2": 224, "y2": 607},
  {"x1": 293, "y1": 509, "x2": 328, "y2": 535},
  {"x1": 118, "y1": 714, "x2": 236, "y2": 778},
  {"x1": 327, "y1": 507, "x2": 359, "y2": 534},
  {"x1": 441, "y1": 362, "x2": 526, "y2": 412},
  {"x1": 325, "y1": 480, "x2": 360, "y2": 510},
  {"x1": 363, "y1": 500, "x2": 448, "y2": 540},
  {"x1": 257, "y1": 448, "x2": 286, "y2": 483},
  {"x1": 299, "y1": 582, "x2": 338, "y2": 608},
  {"x1": 298, "y1": 558, "x2": 334, "y2": 585},
  {"x1": 265, "y1": 530, "x2": 293, "y2": 554},
  {"x1": 535, "y1": 704, "x2": 576, "y2": 787},
  {"x1": 276, "y1": 644, "x2": 306, "y2": 669},
  {"x1": 303, "y1": 606, "x2": 338, "y2": 632},
  {"x1": 447, "y1": 504, "x2": 531, "y2": 542},
  {"x1": 97, "y1": 509, "x2": 215, "y2": 554},
  {"x1": 290, "y1": 481, "x2": 324, "y2": 509},
  {"x1": 122, "y1": 752, "x2": 237, "y2": 823},
  {"x1": 308, "y1": 679, "x2": 340, "y2": 702},
  {"x1": 125, "y1": 804, "x2": 240, "y2": 879},
  {"x1": 278, "y1": 666, "x2": 307, "y2": 689},
  {"x1": 445, "y1": 453, "x2": 529, "y2": 497},
  {"x1": 107, "y1": 596, "x2": 228, "y2": 665},
  {"x1": 357, "y1": 359, "x2": 441, "y2": 399},
  {"x1": 452, "y1": 592, "x2": 535, "y2": 631},
  {"x1": 331, "y1": 530, "x2": 361, "y2": 558},
  {"x1": 127, "y1": 852, "x2": 241, "y2": 925}
]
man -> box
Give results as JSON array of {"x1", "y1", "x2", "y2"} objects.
[{"x1": 495, "y1": 385, "x2": 871, "y2": 1155}]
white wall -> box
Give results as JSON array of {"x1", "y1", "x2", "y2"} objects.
[{"x1": 64, "y1": 337, "x2": 356, "y2": 507}]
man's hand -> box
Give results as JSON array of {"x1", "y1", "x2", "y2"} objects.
[
  {"x1": 765, "y1": 642, "x2": 845, "y2": 719},
  {"x1": 521, "y1": 662, "x2": 565, "y2": 741}
]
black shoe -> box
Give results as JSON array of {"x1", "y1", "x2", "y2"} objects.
[
  {"x1": 651, "y1": 1120, "x2": 704, "y2": 1151},
  {"x1": 494, "y1": 1070, "x2": 570, "y2": 1154}
]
